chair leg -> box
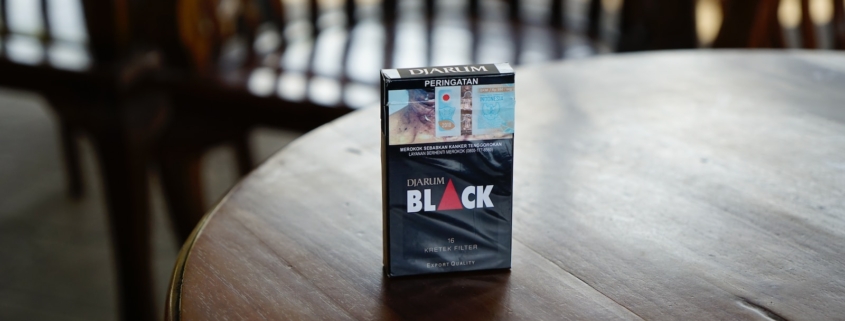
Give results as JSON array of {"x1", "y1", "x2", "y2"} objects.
[
  {"x1": 59, "y1": 121, "x2": 84, "y2": 198},
  {"x1": 234, "y1": 133, "x2": 254, "y2": 176},
  {"x1": 159, "y1": 150, "x2": 206, "y2": 242},
  {"x1": 834, "y1": 0, "x2": 845, "y2": 50},
  {"x1": 617, "y1": 0, "x2": 648, "y2": 52},
  {"x1": 91, "y1": 127, "x2": 155, "y2": 321},
  {"x1": 799, "y1": 0, "x2": 816, "y2": 48},
  {"x1": 587, "y1": 0, "x2": 602, "y2": 40}
]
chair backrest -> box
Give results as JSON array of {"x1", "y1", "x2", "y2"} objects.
[
  {"x1": 0, "y1": 0, "x2": 139, "y2": 69},
  {"x1": 713, "y1": 0, "x2": 845, "y2": 49},
  {"x1": 166, "y1": 0, "x2": 570, "y2": 73},
  {"x1": 602, "y1": 0, "x2": 845, "y2": 51},
  {"x1": 154, "y1": 0, "x2": 574, "y2": 109}
]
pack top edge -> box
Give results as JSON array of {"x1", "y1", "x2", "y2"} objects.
[{"x1": 381, "y1": 63, "x2": 512, "y2": 79}]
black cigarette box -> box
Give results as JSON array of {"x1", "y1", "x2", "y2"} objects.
[{"x1": 380, "y1": 63, "x2": 514, "y2": 277}]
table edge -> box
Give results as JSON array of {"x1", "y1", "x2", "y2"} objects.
[{"x1": 164, "y1": 191, "x2": 233, "y2": 321}]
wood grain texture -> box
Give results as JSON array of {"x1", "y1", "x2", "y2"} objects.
[{"x1": 174, "y1": 51, "x2": 845, "y2": 320}]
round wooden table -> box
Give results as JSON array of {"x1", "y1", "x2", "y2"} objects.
[{"x1": 167, "y1": 51, "x2": 845, "y2": 320}]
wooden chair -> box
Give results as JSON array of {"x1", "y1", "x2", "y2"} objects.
[
  {"x1": 0, "y1": 1, "x2": 163, "y2": 320},
  {"x1": 150, "y1": 0, "x2": 597, "y2": 242}
]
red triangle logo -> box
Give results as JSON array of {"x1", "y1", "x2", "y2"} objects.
[{"x1": 438, "y1": 179, "x2": 463, "y2": 210}]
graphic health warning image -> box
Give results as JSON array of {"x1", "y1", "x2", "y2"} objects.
[{"x1": 386, "y1": 84, "x2": 514, "y2": 146}]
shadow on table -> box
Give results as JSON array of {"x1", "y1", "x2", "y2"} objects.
[{"x1": 377, "y1": 269, "x2": 511, "y2": 320}]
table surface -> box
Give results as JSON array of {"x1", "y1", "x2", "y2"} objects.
[{"x1": 169, "y1": 51, "x2": 845, "y2": 320}]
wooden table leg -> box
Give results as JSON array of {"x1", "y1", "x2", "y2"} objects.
[
  {"x1": 58, "y1": 120, "x2": 84, "y2": 199},
  {"x1": 91, "y1": 124, "x2": 155, "y2": 321},
  {"x1": 159, "y1": 150, "x2": 206, "y2": 242},
  {"x1": 233, "y1": 133, "x2": 253, "y2": 177}
]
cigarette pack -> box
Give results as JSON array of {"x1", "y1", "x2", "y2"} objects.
[{"x1": 380, "y1": 63, "x2": 514, "y2": 277}]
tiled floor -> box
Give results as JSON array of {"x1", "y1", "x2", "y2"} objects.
[{"x1": 0, "y1": 88, "x2": 301, "y2": 320}]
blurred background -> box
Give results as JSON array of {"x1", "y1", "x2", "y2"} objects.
[{"x1": 0, "y1": 0, "x2": 843, "y2": 320}]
